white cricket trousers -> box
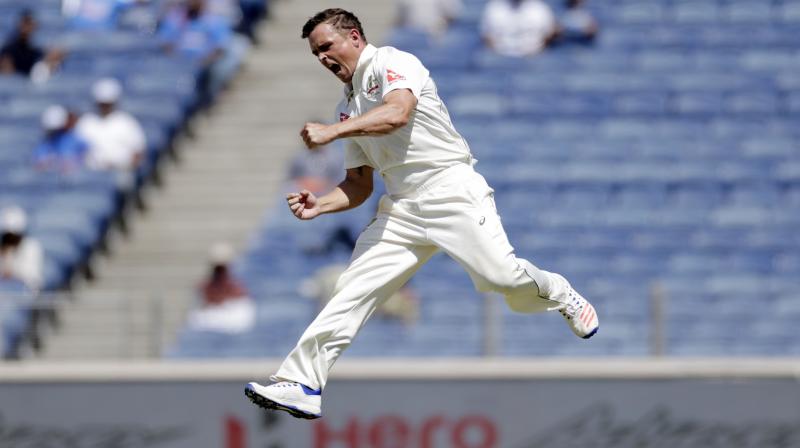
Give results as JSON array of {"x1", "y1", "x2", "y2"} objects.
[{"x1": 273, "y1": 163, "x2": 569, "y2": 390}]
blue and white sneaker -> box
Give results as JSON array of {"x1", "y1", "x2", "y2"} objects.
[
  {"x1": 549, "y1": 274, "x2": 599, "y2": 339},
  {"x1": 245, "y1": 381, "x2": 322, "y2": 419}
]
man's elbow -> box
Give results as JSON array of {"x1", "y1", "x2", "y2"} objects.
[
  {"x1": 386, "y1": 108, "x2": 411, "y2": 129},
  {"x1": 359, "y1": 183, "x2": 374, "y2": 202},
  {"x1": 388, "y1": 115, "x2": 409, "y2": 130}
]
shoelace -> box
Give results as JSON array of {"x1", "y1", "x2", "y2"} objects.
[{"x1": 548, "y1": 289, "x2": 584, "y2": 320}]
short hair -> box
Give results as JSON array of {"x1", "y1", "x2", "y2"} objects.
[{"x1": 301, "y1": 8, "x2": 366, "y2": 42}]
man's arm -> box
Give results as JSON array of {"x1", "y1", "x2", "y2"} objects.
[
  {"x1": 287, "y1": 165, "x2": 374, "y2": 220},
  {"x1": 300, "y1": 89, "x2": 417, "y2": 149}
]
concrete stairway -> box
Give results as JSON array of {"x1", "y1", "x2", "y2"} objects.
[{"x1": 38, "y1": 1, "x2": 393, "y2": 359}]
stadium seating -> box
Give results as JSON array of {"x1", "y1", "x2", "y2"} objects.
[
  {"x1": 170, "y1": 0, "x2": 800, "y2": 358},
  {"x1": 0, "y1": 0, "x2": 253, "y2": 357}
]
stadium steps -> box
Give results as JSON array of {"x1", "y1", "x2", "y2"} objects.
[{"x1": 36, "y1": 0, "x2": 393, "y2": 360}]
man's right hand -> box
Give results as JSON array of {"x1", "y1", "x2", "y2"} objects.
[{"x1": 287, "y1": 190, "x2": 321, "y2": 220}]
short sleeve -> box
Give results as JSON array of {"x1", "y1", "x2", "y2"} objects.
[
  {"x1": 375, "y1": 48, "x2": 429, "y2": 99},
  {"x1": 210, "y1": 18, "x2": 231, "y2": 49},
  {"x1": 343, "y1": 139, "x2": 372, "y2": 170},
  {"x1": 157, "y1": 17, "x2": 179, "y2": 45}
]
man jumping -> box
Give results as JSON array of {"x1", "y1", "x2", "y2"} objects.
[{"x1": 245, "y1": 8, "x2": 598, "y2": 419}]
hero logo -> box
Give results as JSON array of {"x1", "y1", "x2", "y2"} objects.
[
  {"x1": 386, "y1": 69, "x2": 406, "y2": 84},
  {"x1": 313, "y1": 414, "x2": 498, "y2": 448},
  {"x1": 340, "y1": 113, "x2": 351, "y2": 122}
]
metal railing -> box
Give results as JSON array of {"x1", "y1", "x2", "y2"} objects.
[
  {"x1": 0, "y1": 291, "x2": 181, "y2": 360},
  {"x1": 1, "y1": 282, "x2": 674, "y2": 361}
]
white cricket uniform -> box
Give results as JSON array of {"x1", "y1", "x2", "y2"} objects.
[{"x1": 273, "y1": 44, "x2": 570, "y2": 390}]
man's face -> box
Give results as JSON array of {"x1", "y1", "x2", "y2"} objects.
[
  {"x1": 187, "y1": 0, "x2": 203, "y2": 18},
  {"x1": 19, "y1": 17, "x2": 35, "y2": 39},
  {"x1": 97, "y1": 102, "x2": 114, "y2": 117},
  {"x1": 308, "y1": 23, "x2": 363, "y2": 84}
]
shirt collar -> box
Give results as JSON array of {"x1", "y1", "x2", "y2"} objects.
[{"x1": 344, "y1": 43, "x2": 378, "y2": 98}]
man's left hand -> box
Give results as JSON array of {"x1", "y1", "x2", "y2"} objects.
[{"x1": 300, "y1": 122, "x2": 337, "y2": 149}]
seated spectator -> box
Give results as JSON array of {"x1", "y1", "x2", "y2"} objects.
[
  {"x1": 77, "y1": 78, "x2": 146, "y2": 175},
  {"x1": 236, "y1": 0, "x2": 269, "y2": 44},
  {"x1": 62, "y1": 0, "x2": 148, "y2": 30},
  {"x1": 0, "y1": 10, "x2": 65, "y2": 79},
  {"x1": 481, "y1": 0, "x2": 558, "y2": 57},
  {"x1": 1, "y1": 207, "x2": 49, "y2": 358},
  {"x1": 1, "y1": 207, "x2": 44, "y2": 295},
  {"x1": 558, "y1": 0, "x2": 598, "y2": 44},
  {"x1": 188, "y1": 242, "x2": 255, "y2": 333},
  {"x1": 395, "y1": 0, "x2": 462, "y2": 37},
  {"x1": 158, "y1": 0, "x2": 247, "y2": 107},
  {"x1": 33, "y1": 105, "x2": 88, "y2": 174},
  {"x1": 288, "y1": 139, "x2": 344, "y2": 195}
]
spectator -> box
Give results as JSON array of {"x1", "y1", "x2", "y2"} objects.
[
  {"x1": 188, "y1": 242, "x2": 255, "y2": 333},
  {"x1": 236, "y1": 0, "x2": 269, "y2": 44},
  {"x1": 0, "y1": 10, "x2": 65, "y2": 78},
  {"x1": 288, "y1": 139, "x2": 344, "y2": 195},
  {"x1": 77, "y1": 78, "x2": 146, "y2": 175},
  {"x1": 481, "y1": 0, "x2": 558, "y2": 57},
  {"x1": 1, "y1": 206, "x2": 50, "y2": 358},
  {"x1": 558, "y1": 0, "x2": 598, "y2": 44},
  {"x1": 158, "y1": 0, "x2": 246, "y2": 107},
  {"x1": 1, "y1": 207, "x2": 44, "y2": 294},
  {"x1": 62, "y1": 0, "x2": 144, "y2": 30},
  {"x1": 33, "y1": 105, "x2": 88, "y2": 173},
  {"x1": 395, "y1": 0, "x2": 462, "y2": 37}
]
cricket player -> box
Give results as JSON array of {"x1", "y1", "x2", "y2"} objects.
[{"x1": 245, "y1": 8, "x2": 599, "y2": 419}]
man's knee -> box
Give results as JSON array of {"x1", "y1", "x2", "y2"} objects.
[
  {"x1": 473, "y1": 270, "x2": 537, "y2": 296},
  {"x1": 504, "y1": 295, "x2": 541, "y2": 313}
]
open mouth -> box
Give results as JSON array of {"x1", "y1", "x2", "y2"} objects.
[{"x1": 329, "y1": 63, "x2": 341, "y2": 74}]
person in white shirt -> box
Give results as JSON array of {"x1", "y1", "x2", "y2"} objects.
[
  {"x1": 481, "y1": 0, "x2": 558, "y2": 57},
  {"x1": 244, "y1": 8, "x2": 599, "y2": 420},
  {"x1": 395, "y1": 0, "x2": 463, "y2": 37},
  {"x1": 77, "y1": 78, "x2": 146, "y2": 173},
  {"x1": 0, "y1": 207, "x2": 43, "y2": 293}
]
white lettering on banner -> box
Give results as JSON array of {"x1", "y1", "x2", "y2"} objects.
[{"x1": 313, "y1": 414, "x2": 498, "y2": 448}]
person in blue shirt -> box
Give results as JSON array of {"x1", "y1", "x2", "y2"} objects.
[
  {"x1": 64, "y1": 0, "x2": 141, "y2": 30},
  {"x1": 32, "y1": 105, "x2": 88, "y2": 173},
  {"x1": 159, "y1": 0, "x2": 231, "y2": 62},
  {"x1": 158, "y1": 0, "x2": 246, "y2": 108}
]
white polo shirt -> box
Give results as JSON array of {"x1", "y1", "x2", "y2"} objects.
[
  {"x1": 480, "y1": 0, "x2": 556, "y2": 57},
  {"x1": 337, "y1": 44, "x2": 473, "y2": 197},
  {"x1": 77, "y1": 110, "x2": 146, "y2": 171}
]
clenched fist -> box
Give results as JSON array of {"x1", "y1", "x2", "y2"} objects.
[
  {"x1": 286, "y1": 190, "x2": 321, "y2": 220},
  {"x1": 300, "y1": 122, "x2": 337, "y2": 149}
]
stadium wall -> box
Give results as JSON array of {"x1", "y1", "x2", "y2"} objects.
[{"x1": 0, "y1": 359, "x2": 798, "y2": 448}]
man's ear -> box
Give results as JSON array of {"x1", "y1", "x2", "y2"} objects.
[{"x1": 349, "y1": 28, "x2": 362, "y2": 47}]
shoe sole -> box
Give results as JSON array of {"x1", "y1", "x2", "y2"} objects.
[
  {"x1": 244, "y1": 385, "x2": 321, "y2": 420},
  {"x1": 582, "y1": 326, "x2": 599, "y2": 339}
]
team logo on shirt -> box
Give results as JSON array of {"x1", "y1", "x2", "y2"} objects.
[
  {"x1": 386, "y1": 69, "x2": 406, "y2": 84},
  {"x1": 366, "y1": 79, "x2": 380, "y2": 95},
  {"x1": 365, "y1": 75, "x2": 381, "y2": 100},
  {"x1": 339, "y1": 112, "x2": 350, "y2": 122}
]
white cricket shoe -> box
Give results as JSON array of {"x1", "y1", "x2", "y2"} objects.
[
  {"x1": 549, "y1": 274, "x2": 599, "y2": 339},
  {"x1": 245, "y1": 381, "x2": 322, "y2": 419}
]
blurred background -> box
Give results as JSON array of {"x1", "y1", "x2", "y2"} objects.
[{"x1": 0, "y1": 0, "x2": 798, "y2": 447}]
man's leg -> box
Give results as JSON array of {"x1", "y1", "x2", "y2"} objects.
[
  {"x1": 426, "y1": 171, "x2": 598, "y2": 336},
  {"x1": 272, "y1": 214, "x2": 437, "y2": 391}
]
